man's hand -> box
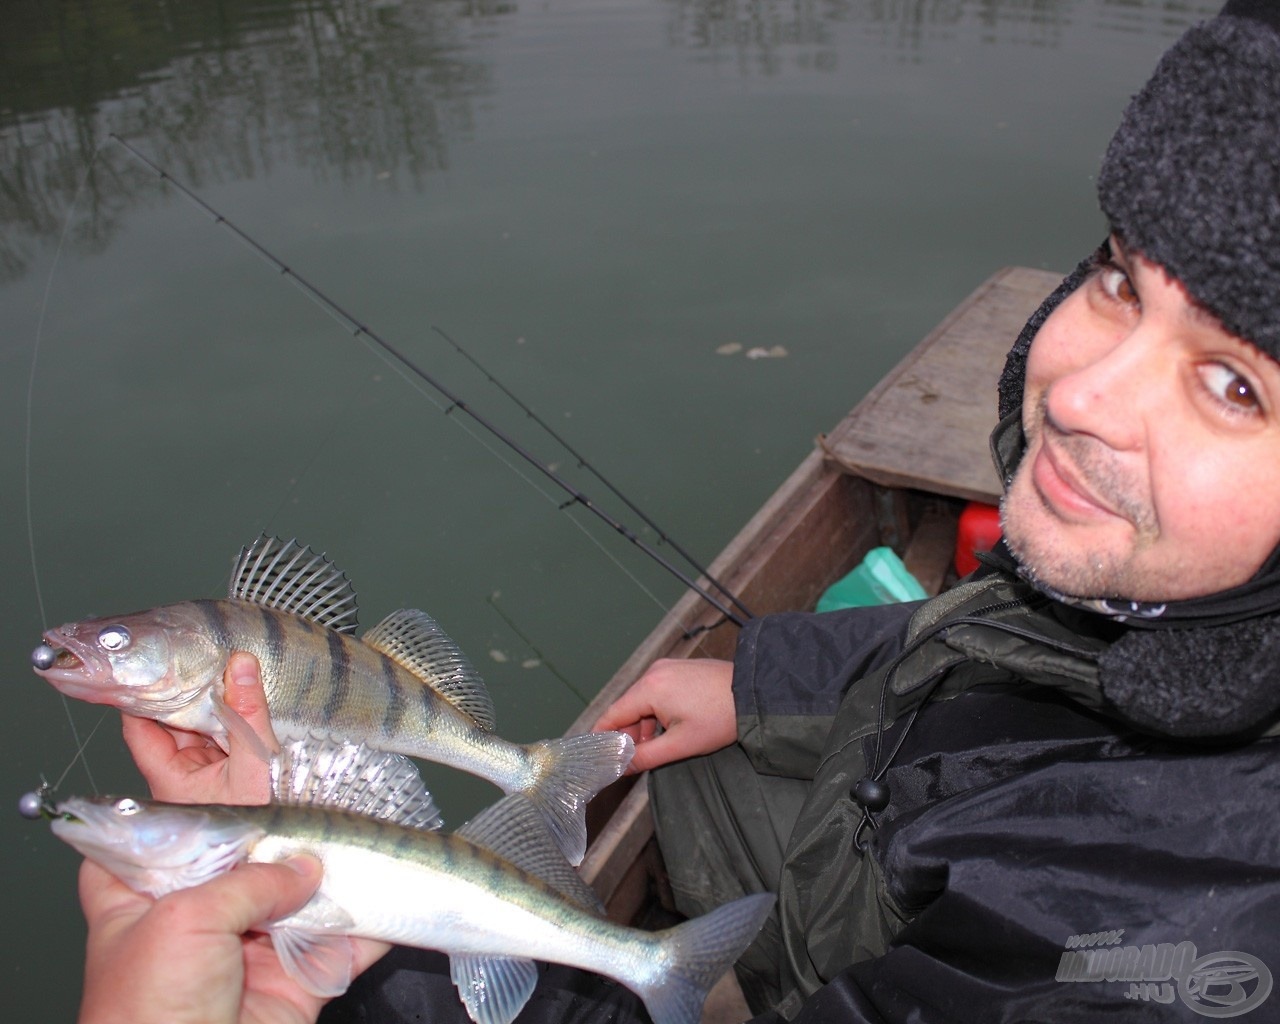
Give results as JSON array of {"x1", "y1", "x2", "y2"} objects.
[
  {"x1": 592, "y1": 657, "x2": 736, "y2": 772},
  {"x1": 78, "y1": 853, "x2": 390, "y2": 1024},
  {"x1": 122, "y1": 652, "x2": 274, "y2": 804}
]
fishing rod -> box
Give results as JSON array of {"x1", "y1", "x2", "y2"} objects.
[
  {"x1": 108, "y1": 133, "x2": 753, "y2": 630},
  {"x1": 431, "y1": 325, "x2": 753, "y2": 621}
]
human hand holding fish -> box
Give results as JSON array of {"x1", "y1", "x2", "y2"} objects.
[
  {"x1": 123, "y1": 651, "x2": 275, "y2": 806},
  {"x1": 54, "y1": 786, "x2": 771, "y2": 1024},
  {"x1": 592, "y1": 657, "x2": 736, "y2": 773},
  {"x1": 77, "y1": 852, "x2": 385, "y2": 1024}
]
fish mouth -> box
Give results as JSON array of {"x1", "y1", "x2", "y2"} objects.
[
  {"x1": 49, "y1": 797, "x2": 152, "y2": 877},
  {"x1": 33, "y1": 629, "x2": 116, "y2": 698}
]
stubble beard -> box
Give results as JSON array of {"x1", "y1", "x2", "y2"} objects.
[{"x1": 1001, "y1": 400, "x2": 1160, "y2": 601}]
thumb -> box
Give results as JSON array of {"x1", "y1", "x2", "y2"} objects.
[
  {"x1": 221, "y1": 652, "x2": 280, "y2": 802},
  {"x1": 183, "y1": 855, "x2": 323, "y2": 935}
]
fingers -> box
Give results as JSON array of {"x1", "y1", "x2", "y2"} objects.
[
  {"x1": 592, "y1": 685, "x2": 657, "y2": 735},
  {"x1": 624, "y1": 731, "x2": 691, "y2": 773},
  {"x1": 593, "y1": 657, "x2": 737, "y2": 772},
  {"x1": 222, "y1": 653, "x2": 278, "y2": 804},
  {"x1": 177, "y1": 855, "x2": 323, "y2": 935},
  {"x1": 78, "y1": 858, "x2": 146, "y2": 927}
]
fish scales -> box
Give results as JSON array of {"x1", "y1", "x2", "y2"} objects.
[
  {"x1": 52, "y1": 795, "x2": 775, "y2": 1024},
  {"x1": 213, "y1": 600, "x2": 531, "y2": 785},
  {"x1": 33, "y1": 537, "x2": 635, "y2": 864}
]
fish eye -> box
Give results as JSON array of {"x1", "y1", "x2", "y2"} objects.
[
  {"x1": 114, "y1": 798, "x2": 142, "y2": 816},
  {"x1": 98, "y1": 626, "x2": 131, "y2": 651}
]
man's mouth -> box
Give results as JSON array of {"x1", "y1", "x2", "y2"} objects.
[{"x1": 1032, "y1": 438, "x2": 1124, "y2": 523}]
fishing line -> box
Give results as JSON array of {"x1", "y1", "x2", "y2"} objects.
[
  {"x1": 432, "y1": 325, "x2": 753, "y2": 621},
  {"x1": 485, "y1": 592, "x2": 591, "y2": 707},
  {"x1": 107, "y1": 133, "x2": 751, "y2": 630},
  {"x1": 350, "y1": 335, "x2": 684, "y2": 625},
  {"x1": 25, "y1": 140, "x2": 115, "y2": 796}
]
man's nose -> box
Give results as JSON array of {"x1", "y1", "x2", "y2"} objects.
[{"x1": 1043, "y1": 327, "x2": 1163, "y2": 451}]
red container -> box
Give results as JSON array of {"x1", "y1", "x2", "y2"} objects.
[{"x1": 955, "y1": 501, "x2": 1002, "y2": 577}]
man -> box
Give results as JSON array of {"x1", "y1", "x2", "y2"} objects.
[
  {"x1": 113, "y1": 3, "x2": 1280, "y2": 1022},
  {"x1": 598, "y1": 2, "x2": 1280, "y2": 1019}
]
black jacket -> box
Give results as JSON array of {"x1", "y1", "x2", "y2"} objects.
[{"x1": 736, "y1": 573, "x2": 1280, "y2": 1023}]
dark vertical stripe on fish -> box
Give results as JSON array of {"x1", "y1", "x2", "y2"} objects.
[
  {"x1": 193, "y1": 600, "x2": 233, "y2": 650},
  {"x1": 298, "y1": 658, "x2": 320, "y2": 711},
  {"x1": 259, "y1": 607, "x2": 286, "y2": 681},
  {"x1": 420, "y1": 673, "x2": 441, "y2": 735},
  {"x1": 380, "y1": 655, "x2": 406, "y2": 738},
  {"x1": 323, "y1": 629, "x2": 351, "y2": 724}
]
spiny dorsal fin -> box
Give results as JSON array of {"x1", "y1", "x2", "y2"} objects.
[
  {"x1": 362, "y1": 609, "x2": 497, "y2": 732},
  {"x1": 455, "y1": 794, "x2": 604, "y2": 916},
  {"x1": 230, "y1": 536, "x2": 359, "y2": 635},
  {"x1": 271, "y1": 734, "x2": 443, "y2": 831}
]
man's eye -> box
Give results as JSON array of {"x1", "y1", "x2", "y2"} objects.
[
  {"x1": 1099, "y1": 266, "x2": 1137, "y2": 305},
  {"x1": 1200, "y1": 363, "x2": 1259, "y2": 412}
]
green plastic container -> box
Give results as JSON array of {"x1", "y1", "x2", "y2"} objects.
[{"x1": 815, "y1": 546, "x2": 928, "y2": 612}]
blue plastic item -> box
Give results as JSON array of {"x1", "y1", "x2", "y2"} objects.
[{"x1": 815, "y1": 546, "x2": 928, "y2": 612}]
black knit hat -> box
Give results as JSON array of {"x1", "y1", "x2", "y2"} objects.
[
  {"x1": 998, "y1": 0, "x2": 1280, "y2": 421},
  {"x1": 989, "y1": 3, "x2": 1280, "y2": 739}
]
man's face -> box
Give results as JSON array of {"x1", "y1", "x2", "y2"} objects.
[{"x1": 1001, "y1": 238, "x2": 1280, "y2": 602}]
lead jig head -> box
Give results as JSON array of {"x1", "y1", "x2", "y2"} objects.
[
  {"x1": 18, "y1": 784, "x2": 55, "y2": 820},
  {"x1": 31, "y1": 643, "x2": 57, "y2": 671}
]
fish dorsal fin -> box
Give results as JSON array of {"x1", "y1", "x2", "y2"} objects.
[
  {"x1": 230, "y1": 536, "x2": 359, "y2": 635},
  {"x1": 362, "y1": 609, "x2": 497, "y2": 732},
  {"x1": 449, "y1": 954, "x2": 538, "y2": 1024},
  {"x1": 455, "y1": 795, "x2": 605, "y2": 916},
  {"x1": 272, "y1": 734, "x2": 443, "y2": 831}
]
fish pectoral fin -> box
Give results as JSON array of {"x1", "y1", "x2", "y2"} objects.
[
  {"x1": 271, "y1": 926, "x2": 358, "y2": 999},
  {"x1": 212, "y1": 694, "x2": 275, "y2": 763},
  {"x1": 449, "y1": 953, "x2": 538, "y2": 1024},
  {"x1": 361, "y1": 609, "x2": 497, "y2": 731}
]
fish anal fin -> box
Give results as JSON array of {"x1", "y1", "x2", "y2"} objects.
[
  {"x1": 230, "y1": 536, "x2": 359, "y2": 635},
  {"x1": 449, "y1": 953, "x2": 538, "y2": 1024},
  {"x1": 272, "y1": 734, "x2": 443, "y2": 831},
  {"x1": 362, "y1": 609, "x2": 497, "y2": 731}
]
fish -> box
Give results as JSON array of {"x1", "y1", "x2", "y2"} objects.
[
  {"x1": 32, "y1": 535, "x2": 633, "y2": 864},
  {"x1": 49, "y1": 788, "x2": 775, "y2": 1024}
]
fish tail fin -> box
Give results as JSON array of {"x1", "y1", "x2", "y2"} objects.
[
  {"x1": 521, "y1": 731, "x2": 634, "y2": 865},
  {"x1": 636, "y1": 893, "x2": 775, "y2": 1024}
]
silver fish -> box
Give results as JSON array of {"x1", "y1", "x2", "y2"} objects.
[
  {"x1": 51, "y1": 791, "x2": 773, "y2": 1024},
  {"x1": 33, "y1": 536, "x2": 633, "y2": 864}
]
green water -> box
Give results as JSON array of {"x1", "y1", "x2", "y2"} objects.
[{"x1": 0, "y1": 0, "x2": 1216, "y2": 1017}]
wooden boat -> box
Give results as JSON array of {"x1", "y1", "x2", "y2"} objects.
[{"x1": 563, "y1": 265, "x2": 1063, "y2": 1022}]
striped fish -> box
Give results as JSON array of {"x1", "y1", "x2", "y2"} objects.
[
  {"x1": 51, "y1": 788, "x2": 774, "y2": 1024},
  {"x1": 32, "y1": 536, "x2": 632, "y2": 863}
]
